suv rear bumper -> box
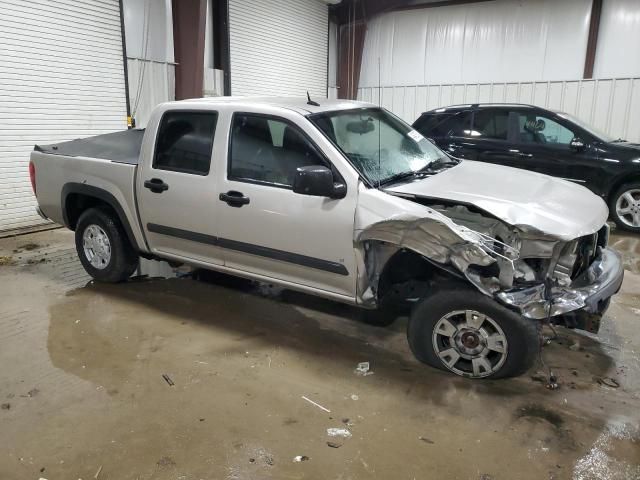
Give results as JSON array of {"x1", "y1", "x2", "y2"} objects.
[{"x1": 496, "y1": 247, "x2": 624, "y2": 327}]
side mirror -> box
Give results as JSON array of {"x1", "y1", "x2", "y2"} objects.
[
  {"x1": 293, "y1": 165, "x2": 345, "y2": 199},
  {"x1": 570, "y1": 137, "x2": 586, "y2": 152}
]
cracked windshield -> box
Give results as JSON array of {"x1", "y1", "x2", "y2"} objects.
[{"x1": 311, "y1": 108, "x2": 449, "y2": 185}]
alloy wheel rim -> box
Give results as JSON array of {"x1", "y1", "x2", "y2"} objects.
[
  {"x1": 82, "y1": 224, "x2": 111, "y2": 270},
  {"x1": 615, "y1": 189, "x2": 640, "y2": 228},
  {"x1": 432, "y1": 309, "x2": 508, "y2": 378}
]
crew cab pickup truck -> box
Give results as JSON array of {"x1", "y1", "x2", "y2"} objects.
[{"x1": 30, "y1": 97, "x2": 624, "y2": 379}]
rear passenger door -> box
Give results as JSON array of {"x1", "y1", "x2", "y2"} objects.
[
  {"x1": 137, "y1": 109, "x2": 224, "y2": 265},
  {"x1": 469, "y1": 108, "x2": 523, "y2": 168},
  {"x1": 215, "y1": 112, "x2": 358, "y2": 298}
]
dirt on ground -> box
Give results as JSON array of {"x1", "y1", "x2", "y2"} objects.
[{"x1": 0, "y1": 229, "x2": 638, "y2": 480}]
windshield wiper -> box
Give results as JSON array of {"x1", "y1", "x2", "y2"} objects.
[
  {"x1": 378, "y1": 170, "x2": 417, "y2": 187},
  {"x1": 421, "y1": 156, "x2": 460, "y2": 171},
  {"x1": 611, "y1": 138, "x2": 627, "y2": 143},
  {"x1": 377, "y1": 157, "x2": 461, "y2": 187}
]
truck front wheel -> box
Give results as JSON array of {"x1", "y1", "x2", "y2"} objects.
[
  {"x1": 75, "y1": 207, "x2": 139, "y2": 283},
  {"x1": 407, "y1": 287, "x2": 538, "y2": 379}
]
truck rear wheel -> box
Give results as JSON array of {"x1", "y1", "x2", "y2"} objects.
[
  {"x1": 407, "y1": 287, "x2": 538, "y2": 379},
  {"x1": 75, "y1": 207, "x2": 139, "y2": 283}
]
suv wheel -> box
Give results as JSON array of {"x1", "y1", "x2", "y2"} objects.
[
  {"x1": 407, "y1": 287, "x2": 538, "y2": 379},
  {"x1": 75, "y1": 207, "x2": 139, "y2": 283},
  {"x1": 610, "y1": 183, "x2": 640, "y2": 233}
]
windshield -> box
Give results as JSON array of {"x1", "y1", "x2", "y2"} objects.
[
  {"x1": 556, "y1": 112, "x2": 617, "y2": 142},
  {"x1": 309, "y1": 108, "x2": 450, "y2": 185}
]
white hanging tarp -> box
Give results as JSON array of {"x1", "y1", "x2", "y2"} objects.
[
  {"x1": 593, "y1": 0, "x2": 640, "y2": 79},
  {"x1": 359, "y1": 0, "x2": 592, "y2": 88}
]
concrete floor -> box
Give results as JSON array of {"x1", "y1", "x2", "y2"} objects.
[{"x1": 0, "y1": 229, "x2": 639, "y2": 480}]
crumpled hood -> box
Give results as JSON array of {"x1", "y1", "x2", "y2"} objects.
[{"x1": 385, "y1": 160, "x2": 608, "y2": 241}]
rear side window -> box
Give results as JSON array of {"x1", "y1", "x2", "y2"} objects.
[
  {"x1": 414, "y1": 112, "x2": 471, "y2": 138},
  {"x1": 471, "y1": 110, "x2": 509, "y2": 140},
  {"x1": 154, "y1": 111, "x2": 218, "y2": 175},
  {"x1": 229, "y1": 114, "x2": 326, "y2": 187}
]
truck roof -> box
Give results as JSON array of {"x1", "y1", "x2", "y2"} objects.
[{"x1": 178, "y1": 96, "x2": 375, "y2": 115}]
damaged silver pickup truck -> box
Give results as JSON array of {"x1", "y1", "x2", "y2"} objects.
[{"x1": 30, "y1": 97, "x2": 624, "y2": 379}]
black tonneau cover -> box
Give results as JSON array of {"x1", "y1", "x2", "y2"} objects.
[{"x1": 34, "y1": 129, "x2": 145, "y2": 165}]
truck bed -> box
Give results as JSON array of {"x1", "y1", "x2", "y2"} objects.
[{"x1": 34, "y1": 129, "x2": 145, "y2": 165}]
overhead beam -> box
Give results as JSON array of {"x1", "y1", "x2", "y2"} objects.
[
  {"x1": 337, "y1": 20, "x2": 366, "y2": 99},
  {"x1": 172, "y1": 0, "x2": 207, "y2": 100},
  {"x1": 583, "y1": 0, "x2": 603, "y2": 79}
]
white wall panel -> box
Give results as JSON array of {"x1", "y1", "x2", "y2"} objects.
[
  {"x1": 229, "y1": 0, "x2": 328, "y2": 97},
  {"x1": 360, "y1": 0, "x2": 591, "y2": 88},
  {"x1": 358, "y1": 78, "x2": 640, "y2": 143},
  {"x1": 0, "y1": 0, "x2": 127, "y2": 232},
  {"x1": 594, "y1": 0, "x2": 640, "y2": 78}
]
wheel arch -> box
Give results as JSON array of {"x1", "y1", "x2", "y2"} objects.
[
  {"x1": 61, "y1": 183, "x2": 140, "y2": 251},
  {"x1": 607, "y1": 174, "x2": 640, "y2": 204},
  {"x1": 375, "y1": 247, "x2": 466, "y2": 311}
]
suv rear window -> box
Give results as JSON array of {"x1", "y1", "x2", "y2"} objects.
[
  {"x1": 413, "y1": 111, "x2": 471, "y2": 138},
  {"x1": 154, "y1": 111, "x2": 218, "y2": 175},
  {"x1": 471, "y1": 110, "x2": 509, "y2": 140}
]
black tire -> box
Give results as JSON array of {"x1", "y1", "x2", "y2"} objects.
[
  {"x1": 609, "y1": 182, "x2": 640, "y2": 233},
  {"x1": 75, "y1": 207, "x2": 139, "y2": 283},
  {"x1": 407, "y1": 286, "x2": 538, "y2": 379}
]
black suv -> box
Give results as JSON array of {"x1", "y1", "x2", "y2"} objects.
[{"x1": 413, "y1": 104, "x2": 640, "y2": 233}]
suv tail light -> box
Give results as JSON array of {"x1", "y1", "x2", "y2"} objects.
[{"x1": 29, "y1": 161, "x2": 36, "y2": 195}]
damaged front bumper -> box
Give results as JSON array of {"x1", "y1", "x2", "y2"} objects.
[{"x1": 496, "y1": 248, "x2": 624, "y2": 329}]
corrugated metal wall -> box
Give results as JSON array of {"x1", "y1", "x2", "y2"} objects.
[
  {"x1": 0, "y1": 0, "x2": 128, "y2": 233},
  {"x1": 228, "y1": 0, "x2": 328, "y2": 97},
  {"x1": 358, "y1": 78, "x2": 640, "y2": 142}
]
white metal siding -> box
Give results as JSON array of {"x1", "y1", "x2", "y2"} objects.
[
  {"x1": 228, "y1": 0, "x2": 328, "y2": 98},
  {"x1": 358, "y1": 78, "x2": 640, "y2": 143},
  {"x1": 0, "y1": 0, "x2": 128, "y2": 232}
]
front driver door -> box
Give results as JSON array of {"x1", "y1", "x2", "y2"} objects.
[{"x1": 215, "y1": 112, "x2": 358, "y2": 298}]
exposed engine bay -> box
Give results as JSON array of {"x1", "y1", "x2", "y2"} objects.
[{"x1": 355, "y1": 194, "x2": 622, "y2": 333}]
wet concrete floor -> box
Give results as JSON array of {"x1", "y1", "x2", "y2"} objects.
[{"x1": 0, "y1": 229, "x2": 639, "y2": 480}]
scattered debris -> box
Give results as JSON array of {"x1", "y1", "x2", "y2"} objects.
[
  {"x1": 350, "y1": 394, "x2": 359, "y2": 401},
  {"x1": 479, "y1": 474, "x2": 494, "y2": 480},
  {"x1": 20, "y1": 243, "x2": 40, "y2": 251},
  {"x1": 596, "y1": 377, "x2": 620, "y2": 388},
  {"x1": 569, "y1": 340, "x2": 582, "y2": 351},
  {"x1": 26, "y1": 257, "x2": 47, "y2": 265},
  {"x1": 419, "y1": 436, "x2": 435, "y2": 444},
  {"x1": 301, "y1": 395, "x2": 330, "y2": 413},
  {"x1": 162, "y1": 374, "x2": 175, "y2": 386},
  {"x1": 249, "y1": 458, "x2": 255, "y2": 463},
  {"x1": 354, "y1": 362, "x2": 374, "y2": 376},
  {"x1": 341, "y1": 418, "x2": 350, "y2": 424},
  {"x1": 546, "y1": 373, "x2": 559, "y2": 390},
  {"x1": 157, "y1": 456, "x2": 176, "y2": 467},
  {"x1": 0, "y1": 256, "x2": 13, "y2": 266},
  {"x1": 327, "y1": 428, "x2": 352, "y2": 438},
  {"x1": 94, "y1": 465, "x2": 103, "y2": 479},
  {"x1": 1, "y1": 403, "x2": 10, "y2": 410},
  {"x1": 21, "y1": 388, "x2": 39, "y2": 398},
  {"x1": 326, "y1": 441, "x2": 342, "y2": 449},
  {"x1": 293, "y1": 455, "x2": 309, "y2": 462}
]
